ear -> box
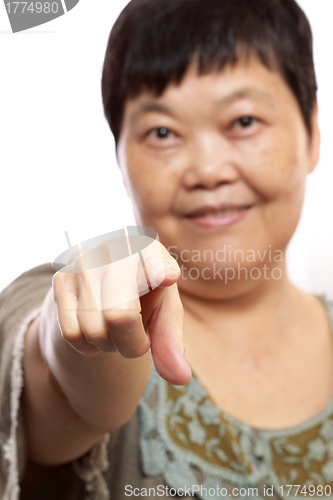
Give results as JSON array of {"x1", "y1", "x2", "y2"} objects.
[{"x1": 307, "y1": 100, "x2": 321, "y2": 174}]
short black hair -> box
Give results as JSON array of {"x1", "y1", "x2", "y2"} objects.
[{"x1": 102, "y1": 0, "x2": 317, "y2": 145}]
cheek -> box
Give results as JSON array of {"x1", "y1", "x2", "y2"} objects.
[
  {"x1": 127, "y1": 155, "x2": 180, "y2": 216},
  {"x1": 245, "y1": 129, "x2": 308, "y2": 245},
  {"x1": 243, "y1": 129, "x2": 306, "y2": 201}
]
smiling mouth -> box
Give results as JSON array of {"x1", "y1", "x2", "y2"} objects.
[
  {"x1": 190, "y1": 208, "x2": 247, "y2": 218},
  {"x1": 184, "y1": 205, "x2": 253, "y2": 228},
  {"x1": 186, "y1": 205, "x2": 253, "y2": 218}
]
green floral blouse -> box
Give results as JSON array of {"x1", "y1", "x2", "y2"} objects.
[{"x1": 139, "y1": 294, "x2": 333, "y2": 500}]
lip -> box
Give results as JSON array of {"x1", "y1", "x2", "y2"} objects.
[
  {"x1": 186, "y1": 203, "x2": 253, "y2": 217},
  {"x1": 185, "y1": 204, "x2": 253, "y2": 228}
]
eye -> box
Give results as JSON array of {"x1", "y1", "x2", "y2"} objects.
[
  {"x1": 227, "y1": 115, "x2": 260, "y2": 138},
  {"x1": 149, "y1": 127, "x2": 173, "y2": 139},
  {"x1": 236, "y1": 116, "x2": 256, "y2": 128}
]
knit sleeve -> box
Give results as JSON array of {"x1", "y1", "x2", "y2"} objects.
[{"x1": 0, "y1": 264, "x2": 111, "y2": 500}]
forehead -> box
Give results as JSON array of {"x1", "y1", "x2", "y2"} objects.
[{"x1": 123, "y1": 56, "x2": 294, "y2": 121}]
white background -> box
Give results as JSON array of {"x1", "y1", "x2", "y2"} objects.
[{"x1": 0, "y1": 0, "x2": 332, "y2": 297}]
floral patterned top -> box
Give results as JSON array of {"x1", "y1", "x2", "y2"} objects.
[{"x1": 139, "y1": 294, "x2": 333, "y2": 500}]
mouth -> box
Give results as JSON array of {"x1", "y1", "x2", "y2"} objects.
[{"x1": 185, "y1": 204, "x2": 254, "y2": 228}]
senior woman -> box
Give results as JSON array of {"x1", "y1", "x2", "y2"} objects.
[{"x1": 1, "y1": 0, "x2": 333, "y2": 499}]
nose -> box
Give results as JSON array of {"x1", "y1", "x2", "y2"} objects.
[{"x1": 181, "y1": 134, "x2": 240, "y2": 190}]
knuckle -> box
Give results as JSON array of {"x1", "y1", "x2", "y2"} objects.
[
  {"x1": 52, "y1": 272, "x2": 64, "y2": 296},
  {"x1": 53, "y1": 271, "x2": 77, "y2": 298},
  {"x1": 53, "y1": 270, "x2": 71, "y2": 286},
  {"x1": 121, "y1": 345, "x2": 150, "y2": 359},
  {"x1": 72, "y1": 343, "x2": 101, "y2": 357},
  {"x1": 52, "y1": 272, "x2": 60, "y2": 287},
  {"x1": 103, "y1": 309, "x2": 139, "y2": 330},
  {"x1": 86, "y1": 338, "x2": 116, "y2": 353},
  {"x1": 76, "y1": 270, "x2": 91, "y2": 286},
  {"x1": 60, "y1": 326, "x2": 83, "y2": 344},
  {"x1": 81, "y1": 325, "x2": 108, "y2": 342},
  {"x1": 114, "y1": 336, "x2": 150, "y2": 359}
]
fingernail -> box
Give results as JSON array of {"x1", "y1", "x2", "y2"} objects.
[{"x1": 175, "y1": 343, "x2": 192, "y2": 377}]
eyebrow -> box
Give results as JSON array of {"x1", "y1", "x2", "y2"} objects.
[
  {"x1": 214, "y1": 87, "x2": 274, "y2": 107},
  {"x1": 131, "y1": 102, "x2": 176, "y2": 120},
  {"x1": 131, "y1": 87, "x2": 274, "y2": 120}
]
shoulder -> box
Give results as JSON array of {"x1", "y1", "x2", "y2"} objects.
[{"x1": 0, "y1": 263, "x2": 55, "y2": 301}]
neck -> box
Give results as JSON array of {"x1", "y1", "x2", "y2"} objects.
[{"x1": 178, "y1": 259, "x2": 304, "y2": 345}]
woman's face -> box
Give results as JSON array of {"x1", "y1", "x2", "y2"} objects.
[{"x1": 117, "y1": 56, "x2": 320, "y2": 296}]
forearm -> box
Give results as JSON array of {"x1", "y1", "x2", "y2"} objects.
[
  {"x1": 22, "y1": 315, "x2": 108, "y2": 465},
  {"x1": 40, "y1": 288, "x2": 152, "y2": 428},
  {"x1": 22, "y1": 288, "x2": 151, "y2": 465}
]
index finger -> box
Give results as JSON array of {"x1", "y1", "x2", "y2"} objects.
[{"x1": 143, "y1": 282, "x2": 192, "y2": 386}]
